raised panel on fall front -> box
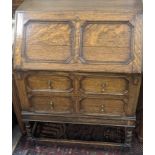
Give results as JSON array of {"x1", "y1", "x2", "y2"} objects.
[
  {"x1": 80, "y1": 21, "x2": 133, "y2": 64},
  {"x1": 23, "y1": 20, "x2": 74, "y2": 63}
]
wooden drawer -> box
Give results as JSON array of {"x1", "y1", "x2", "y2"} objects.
[
  {"x1": 29, "y1": 95, "x2": 74, "y2": 114},
  {"x1": 80, "y1": 75, "x2": 129, "y2": 95},
  {"x1": 79, "y1": 97, "x2": 126, "y2": 116},
  {"x1": 15, "y1": 71, "x2": 141, "y2": 116},
  {"x1": 26, "y1": 73, "x2": 73, "y2": 93}
]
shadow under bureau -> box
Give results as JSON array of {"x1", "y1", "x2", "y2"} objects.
[{"x1": 13, "y1": 0, "x2": 143, "y2": 148}]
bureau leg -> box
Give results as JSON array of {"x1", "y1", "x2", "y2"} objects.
[
  {"x1": 124, "y1": 127, "x2": 133, "y2": 147},
  {"x1": 25, "y1": 121, "x2": 32, "y2": 138}
]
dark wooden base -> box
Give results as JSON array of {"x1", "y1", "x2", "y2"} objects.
[
  {"x1": 31, "y1": 137, "x2": 130, "y2": 149},
  {"x1": 25, "y1": 121, "x2": 134, "y2": 148}
]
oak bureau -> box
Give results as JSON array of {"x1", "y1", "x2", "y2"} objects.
[{"x1": 13, "y1": 0, "x2": 143, "y2": 148}]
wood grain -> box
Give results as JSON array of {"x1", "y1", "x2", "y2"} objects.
[
  {"x1": 17, "y1": 0, "x2": 142, "y2": 13},
  {"x1": 13, "y1": 8, "x2": 142, "y2": 73},
  {"x1": 24, "y1": 21, "x2": 73, "y2": 62},
  {"x1": 26, "y1": 73, "x2": 73, "y2": 93},
  {"x1": 80, "y1": 75, "x2": 128, "y2": 95},
  {"x1": 82, "y1": 22, "x2": 132, "y2": 64},
  {"x1": 13, "y1": 0, "x2": 143, "y2": 148},
  {"x1": 79, "y1": 97, "x2": 125, "y2": 116},
  {"x1": 30, "y1": 95, "x2": 74, "y2": 114},
  {"x1": 15, "y1": 71, "x2": 141, "y2": 118}
]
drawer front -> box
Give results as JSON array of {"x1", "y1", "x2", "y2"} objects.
[
  {"x1": 26, "y1": 73, "x2": 73, "y2": 93},
  {"x1": 29, "y1": 96, "x2": 74, "y2": 114},
  {"x1": 80, "y1": 75, "x2": 129, "y2": 95},
  {"x1": 79, "y1": 97, "x2": 126, "y2": 116}
]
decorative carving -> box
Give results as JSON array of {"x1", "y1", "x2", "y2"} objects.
[
  {"x1": 25, "y1": 121, "x2": 32, "y2": 137},
  {"x1": 125, "y1": 128, "x2": 133, "y2": 146}
]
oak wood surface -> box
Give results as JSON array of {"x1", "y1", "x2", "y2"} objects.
[
  {"x1": 17, "y1": 0, "x2": 142, "y2": 13},
  {"x1": 13, "y1": 0, "x2": 143, "y2": 147},
  {"x1": 12, "y1": 74, "x2": 26, "y2": 134},
  {"x1": 26, "y1": 73, "x2": 73, "y2": 93},
  {"x1": 14, "y1": 71, "x2": 141, "y2": 117},
  {"x1": 13, "y1": 0, "x2": 143, "y2": 73},
  {"x1": 30, "y1": 95, "x2": 74, "y2": 114}
]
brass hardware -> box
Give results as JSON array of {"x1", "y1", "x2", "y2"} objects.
[
  {"x1": 49, "y1": 101, "x2": 54, "y2": 110},
  {"x1": 124, "y1": 90, "x2": 128, "y2": 94},
  {"x1": 100, "y1": 104, "x2": 105, "y2": 112},
  {"x1": 48, "y1": 80, "x2": 53, "y2": 89},
  {"x1": 101, "y1": 83, "x2": 107, "y2": 92}
]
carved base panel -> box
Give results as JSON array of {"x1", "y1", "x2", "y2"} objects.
[{"x1": 26, "y1": 121, "x2": 134, "y2": 148}]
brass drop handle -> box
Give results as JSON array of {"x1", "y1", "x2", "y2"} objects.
[
  {"x1": 48, "y1": 80, "x2": 53, "y2": 89},
  {"x1": 101, "y1": 83, "x2": 107, "y2": 92},
  {"x1": 100, "y1": 104, "x2": 105, "y2": 112},
  {"x1": 49, "y1": 100, "x2": 54, "y2": 110}
]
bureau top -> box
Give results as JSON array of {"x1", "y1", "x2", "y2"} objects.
[
  {"x1": 14, "y1": 0, "x2": 143, "y2": 73},
  {"x1": 17, "y1": 0, "x2": 142, "y2": 13}
]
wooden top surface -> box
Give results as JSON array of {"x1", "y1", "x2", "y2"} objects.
[{"x1": 17, "y1": 0, "x2": 142, "y2": 13}]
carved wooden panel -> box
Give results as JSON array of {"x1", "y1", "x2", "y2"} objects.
[
  {"x1": 23, "y1": 21, "x2": 74, "y2": 63},
  {"x1": 14, "y1": 12, "x2": 142, "y2": 73},
  {"x1": 79, "y1": 97, "x2": 126, "y2": 116},
  {"x1": 26, "y1": 74, "x2": 73, "y2": 93},
  {"x1": 29, "y1": 95, "x2": 74, "y2": 113},
  {"x1": 81, "y1": 21, "x2": 133, "y2": 64},
  {"x1": 80, "y1": 75, "x2": 129, "y2": 95}
]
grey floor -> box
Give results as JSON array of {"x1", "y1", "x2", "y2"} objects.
[{"x1": 12, "y1": 125, "x2": 22, "y2": 153}]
